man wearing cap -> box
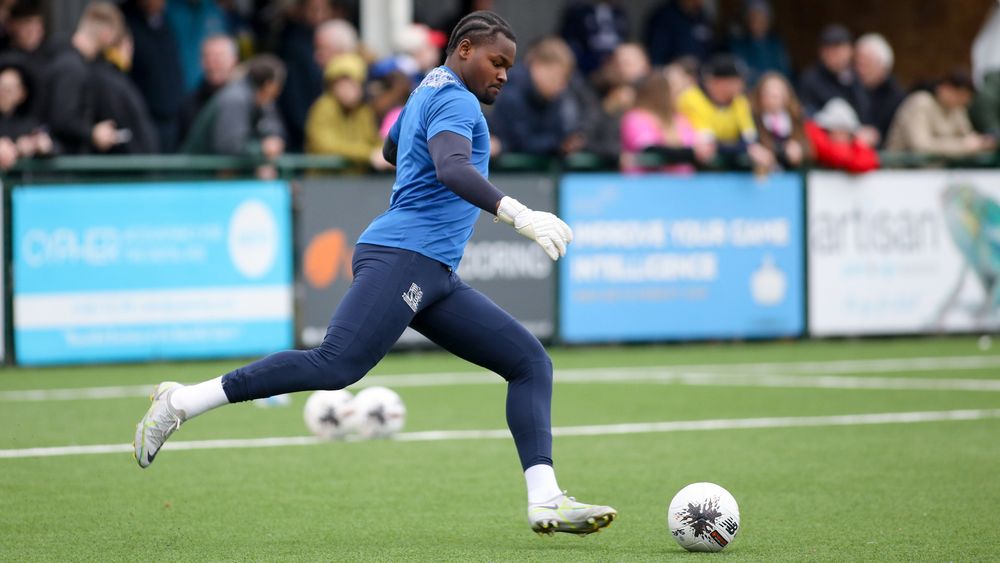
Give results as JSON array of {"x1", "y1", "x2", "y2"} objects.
[
  {"x1": 677, "y1": 53, "x2": 774, "y2": 170},
  {"x1": 797, "y1": 24, "x2": 870, "y2": 120},
  {"x1": 305, "y1": 52, "x2": 387, "y2": 170}
]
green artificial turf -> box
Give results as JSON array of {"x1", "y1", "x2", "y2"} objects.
[{"x1": 1, "y1": 337, "x2": 998, "y2": 561}]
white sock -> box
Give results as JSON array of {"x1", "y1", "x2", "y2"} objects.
[
  {"x1": 169, "y1": 376, "x2": 229, "y2": 419},
  {"x1": 525, "y1": 464, "x2": 562, "y2": 504}
]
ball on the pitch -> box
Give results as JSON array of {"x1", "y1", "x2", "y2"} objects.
[
  {"x1": 303, "y1": 390, "x2": 355, "y2": 439},
  {"x1": 345, "y1": 386, "x2": 406, "y2": 438},
  {"x1": 667, "y1": 482, "x2": 740, "y2": 552}
]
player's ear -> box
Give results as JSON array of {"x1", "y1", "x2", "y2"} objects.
[{"x1": 458, "y1": 38, "x2": 474, "y2": 59}]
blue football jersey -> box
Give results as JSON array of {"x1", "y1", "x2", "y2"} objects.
[{"x1": 357, "y1": 66, "x2": 491, "y2": 270}]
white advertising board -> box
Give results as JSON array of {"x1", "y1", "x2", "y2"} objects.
[{"x1": 808, "y1": 170, "x2": 1000, "y2": 336}]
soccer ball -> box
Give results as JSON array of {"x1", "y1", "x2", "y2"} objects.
[
  {"x1": 303, "y1": 390, "x2": 355, "y2": 439},
  {"x1": 667, "y1": 482, "x2": 740, "y2": 552},
  {"x1": 346, "y1": 386, "x2": 406, "y2": 439}
]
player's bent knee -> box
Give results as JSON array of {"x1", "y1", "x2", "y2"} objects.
[{"x1": 304, "y1": 348, "x2": 371, "y2": 390}]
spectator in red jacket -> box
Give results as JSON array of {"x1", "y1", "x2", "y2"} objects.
[{"x1": 804, "y1": 97, "x2": 878, "y2": 173}]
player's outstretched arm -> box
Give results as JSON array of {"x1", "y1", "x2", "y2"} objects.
[{"x1": 428, "y1": 131, "x2": 573, "y2": 261}]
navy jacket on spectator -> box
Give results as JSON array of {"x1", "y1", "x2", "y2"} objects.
[
  {"x1": 488, "y1": 65, "x2": 580, "y2": 156},
  {"x1": 645, "y1": 0, "x2": 714, "y2": 65},
  {"x1": 276, "y1": 20, "x2": 322, "y2": 153},
  {"x1": 798, "y1": 63, "x2": 869, "y2": 118},
  {"x1": 558, "y1": 1, "x2": 629, "y2": 76},
  {"x1": 92, "y1": 60, "x2": 160, "y2": 154},
  {"x1": 863, "y1": 75, "x2": 907, "y2": 146},
  {"x1": 38, "y1": 45, "x2": 97, "y2": 154},
  {"x1": 126, "y1": 6, "x2": 185, "y2": 152}
]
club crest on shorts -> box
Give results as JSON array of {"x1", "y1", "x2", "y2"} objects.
[{"x1": 402, "y1": 283, "x2": 423, "y2": 312}]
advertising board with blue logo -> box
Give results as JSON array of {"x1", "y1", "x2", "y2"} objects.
[
  {"x1": 559, "y1": 173, "x2": 804, "y2": 343},
  {"x1": 12, "y1": 181, "x2": 293, "y2": 365}
]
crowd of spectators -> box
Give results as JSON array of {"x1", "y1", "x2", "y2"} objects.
[{"x1": 0, "y1": 0, "x2": 997, "y2": 175}]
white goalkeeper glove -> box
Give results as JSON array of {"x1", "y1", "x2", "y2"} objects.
[{"x1": 495, "y1": 196, "x2": 574, "y2": 261}]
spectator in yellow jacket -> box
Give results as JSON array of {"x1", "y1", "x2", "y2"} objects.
[
  {"x1": 305, "y1": 53, "x2": 388, "y2": 169},
  {"x1": 677, "y1": 53, "x2": 775, "y2": 171}
]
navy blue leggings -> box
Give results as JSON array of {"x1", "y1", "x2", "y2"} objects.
[{"x1": 222, "y1": 244, "x2": 553, "y2": 470}]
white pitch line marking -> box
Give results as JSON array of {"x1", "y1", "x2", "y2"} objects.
[
  {"x1": 4, "y1": 354, "x2": 1000, "y2": 402},
  {"x1": 2, "y1": 408, "x2": 999, "y2": 459}
]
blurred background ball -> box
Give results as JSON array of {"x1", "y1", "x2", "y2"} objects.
[
  {"x1": 346, "y1": 386, "x2": 406, "y2": 439},
  {"x1": 303, "y1": 390, "x2": 355, "y2": 440}
]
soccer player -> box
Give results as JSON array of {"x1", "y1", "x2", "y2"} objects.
[{"x1": 133, "y1": 10, "x2": 617, "y2": 536}]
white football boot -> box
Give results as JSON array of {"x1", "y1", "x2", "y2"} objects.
[
  {"x1": 528, "y1": 492, "x2": 617, "y2": 536},
  {"x1": 133, "y1": 381, "x2": 186, "y2": 468}
]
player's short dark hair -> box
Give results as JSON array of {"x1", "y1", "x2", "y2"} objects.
[
  {"x1": 246, "y1": 54, "x2": 286, "y2": 89},
  {"x1": 445, "y1": 10, "x2": 516, "y2": 56}
]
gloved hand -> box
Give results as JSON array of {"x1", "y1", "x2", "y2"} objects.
[{"x1": 496, "y1": 196, "x2": 574, "y2": 261}]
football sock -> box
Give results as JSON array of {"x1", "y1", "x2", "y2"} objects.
[
  {"x1": 169, "y1": 376, "x2": 229, "y2": 419},
  {"x1": 525, "y1": 464, "x2": 562, "y2": 503}
]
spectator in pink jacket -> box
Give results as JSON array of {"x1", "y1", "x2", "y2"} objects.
[{"x1": 620, "y1": 66, "x2": 712, "y2": 172}]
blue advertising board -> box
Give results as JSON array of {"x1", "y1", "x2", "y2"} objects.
[
  {"x1": 13, "y1": 181, "x2": 293, "y2": 365},
  {"x1": 559, "y1": 173, "x2": 804, "y2": 343}
]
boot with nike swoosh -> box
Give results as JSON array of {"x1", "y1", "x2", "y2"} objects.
[
  {"x1": 528, "y1": 492, "x2": 617, "y2": 536},
  {"x1": 133, "y1": 381, "x2": 186, "y2": 468}
]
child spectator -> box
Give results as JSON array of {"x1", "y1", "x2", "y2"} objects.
[
  {"x1": 750, "y1": 72, "x2": 810, "y2": 169},
  {"x1": 305, "y1": 52, "x2": 386, "y2": 170},
  {"x1": 804, "y1": 97, "x2": 878, "y2": 173},
  {"x1": 885, "y1": 69, "x2": 996, "y2": 158},
  {"x1": 620, "y1": 67, "x2": 706, "y2": 173},
  {"x1": 488, "y1": 37, "x2": 583, "y2": 157}
]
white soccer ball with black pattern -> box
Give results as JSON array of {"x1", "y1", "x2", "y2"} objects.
[
  {"x1": 345, "y1": 386, "x2": 406, "y2": 439},
  {"x1": 667, "y1": 482, "x2": 740, "y2": 552},
  {"x1": 303, "y1": 390, "x2": 355, "y2": 440}
]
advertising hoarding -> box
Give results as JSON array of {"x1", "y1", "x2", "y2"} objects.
[
  {"x1": 808, "y1": 170, "x2": 1000, "y2": 336},
  {"x1": 13, "y1": 181, "x2": 293, "y2": 364},
  {"x1": 559, "y1": 173, "x2": 804, "y2": 343},
  {"x1": 297, "y1": 174, "x2": 556, "y2": 347}
]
